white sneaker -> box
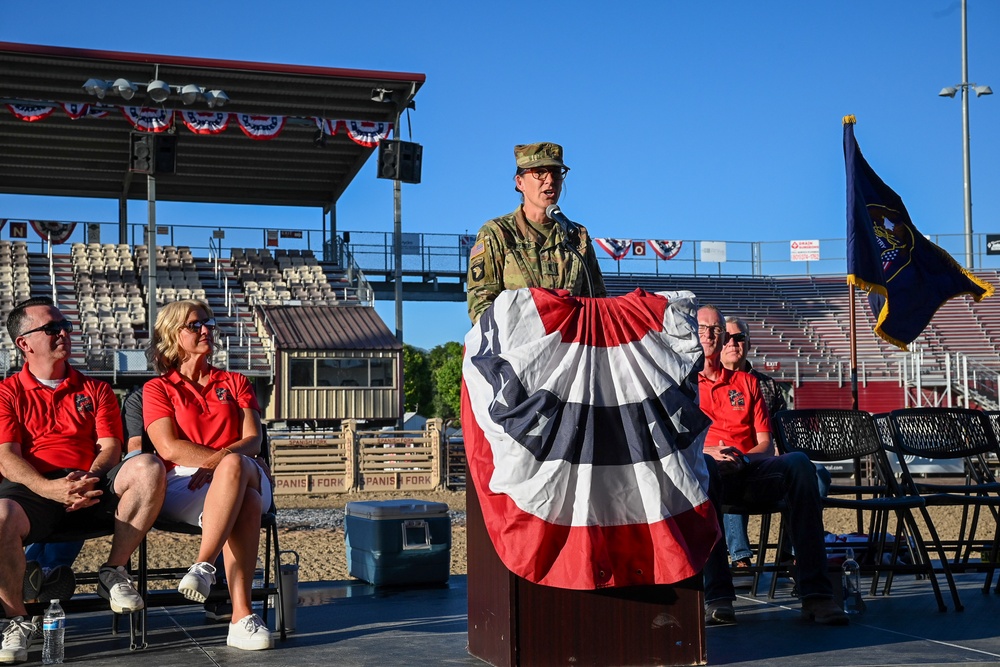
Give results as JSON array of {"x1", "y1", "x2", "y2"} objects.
[
  {"x1": 227, "y1": 613, "x2": 273, "y2": 651},
  {"x1": 178, "y1": 562, "x2": 216, "y2": 603},
  {"x1": 98, "y1": 565, "x2": 145, "y2": 613},
  {"x1": 0, "y1": 617, "x2": 35, "y2": 664}
]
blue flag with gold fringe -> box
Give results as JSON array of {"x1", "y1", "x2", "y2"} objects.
[{"x1": 844, "y1": 116, "x2": 993, "y2": 350}]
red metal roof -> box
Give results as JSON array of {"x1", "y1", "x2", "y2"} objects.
[{"x1": 259, "y1": 305, "x2": 401, "y2": 351}]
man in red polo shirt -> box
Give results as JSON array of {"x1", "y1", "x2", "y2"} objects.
[
  {"x1": 696, "y1": 304, "x2": 847, "y2": 627},
  {"x1": 0, "y1": 297, "x2": 165, "y2": 664}
]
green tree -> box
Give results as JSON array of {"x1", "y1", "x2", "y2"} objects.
[
  {"x1": 402, "y1": 344, "x2": 431, "y2": 414},
  {"x1": 428, "y1": 341, "x2": 463, "y2": 422}
]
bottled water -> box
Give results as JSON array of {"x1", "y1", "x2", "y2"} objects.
[
  {"x1": 42, "y1": 599, "x2": 65, "y2": 665},
  {"x1": 841, "y1": 548, "x2": 865, "y2": 614},
  {"x1": 252, "y1": 559, "x2": 264, "y2": 614}
]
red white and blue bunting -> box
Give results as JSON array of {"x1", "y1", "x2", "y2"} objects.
[
  {"x1": 343, "y1": 120, "x2": 393, "y2": 147},
  {"x1": 649, "y1": 240, "x2": 683, "y2": 260},
  {"x1": 3, "y1": 98, "x2": 396, "y2": 146},
  {"x1": 121, "y1": 107, "x2": 175, "y2": 132},
  {"x1": 314, "y1": 118, "x2": 340, "y2": 136},
  {"x1": 595, "y1": 238, "x2": 632, "y2": 260},
  {"x1": 5, "y1": 103, "x2": 56, "y2": 122},
  {"x1": 237, "y1": 114, "x2": 287, "y2": 140},
  {"x1": 30, "y1": 219, "x2": 77, "y2": 245},
  {"x1": 181, "y1": 110, "x2": 230, "y2": 135}
]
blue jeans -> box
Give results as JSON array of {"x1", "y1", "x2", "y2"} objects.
[
  {"x1": 703, "y1": 452, "x2": 833, "y2": 603},
  {"x1": 722, "y1": 463, "x2": 832, "y2": 564},
  {"x1": 24, "y1": 541, "x2": 84, "y2": 570}
]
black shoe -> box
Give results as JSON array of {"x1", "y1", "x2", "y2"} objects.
[
  {"x1": 38, "y1": 566, "x2": 76, "y2": 603},
  {"x1": 801, "y1": 597, "x2": 850, "y2": 626},
  {"x1": 22, "y1": 561, "x2": 43, "y2": 602},
  {"x1": 705, "y1": 600, "x2": 737, "y2": 625},
  {"x1": 205, "y1": 599, "x2": 233, "y2": 622}
]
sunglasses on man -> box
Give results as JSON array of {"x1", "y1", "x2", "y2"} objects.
[
  {"x1": 724, "y1": 332, "x2": 747, "y2": 345},
  {"x1": 19, "y1": 320, "x2": 73, "y2": 337}
]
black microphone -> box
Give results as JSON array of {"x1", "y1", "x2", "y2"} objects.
[{"x1": 545, "y1": 204, "x2": 579, "y2": 237}]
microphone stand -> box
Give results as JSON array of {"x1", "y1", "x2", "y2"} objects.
[
  {"x1": 546, "y1": 205, "x2": 594, "y2": 297},
  {"x1": 560, "y1": 234, "x2": 594, "y2": 298}
]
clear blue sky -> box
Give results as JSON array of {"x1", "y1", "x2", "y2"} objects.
[{"x1": 2, "y1": 1, "x2": 998, "y2": 349}]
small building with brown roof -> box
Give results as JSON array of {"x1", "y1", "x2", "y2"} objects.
[{"x1": 256, "y1": 304, "x2": 401, "y2": 426}]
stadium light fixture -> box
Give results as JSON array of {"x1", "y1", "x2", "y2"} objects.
[
  {"x1": 204, "y1": 90, "x2": 229, "y2": 108},
  {"x1": 371, "y1": 88, "x2": 393, "y2": 103},
  {"x1": 180, "y1": 84, "x2": 202, "y2": 105},
  {"x1": 147, "y1": 80, "x2": 171, "y2": 103},
  {"x1": 113, "y1": 78, "x2": 137, "y2": 100},
  {"x1": 83, "y1": 77, "x2": 229, "y2": 107},
  {"x1": 82, "y1": 78, "x2": 110, "y2": 99},
  {"x1": 938, "y1": 0, "x2": 992, "y2": 269}
]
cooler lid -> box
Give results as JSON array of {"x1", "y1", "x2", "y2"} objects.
[{"x1": 346, "y1": 498, "x2": 450, "y2": 520}]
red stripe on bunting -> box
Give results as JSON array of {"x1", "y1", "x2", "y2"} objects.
[{"x1": 531, "y1": 287, "x2": 668, "y2": 348}]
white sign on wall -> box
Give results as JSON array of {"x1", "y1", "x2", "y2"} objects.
[
  {"x1": 700, "y1": 241, "x2": 727, "y2": 263},
  {"x1": 400, "y1": 233, "x2": 421, "y2": 255},
  {"x1": 790, "y1": 239, "x2": 820, "y2": 262}
]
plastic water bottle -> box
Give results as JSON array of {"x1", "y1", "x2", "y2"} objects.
[
  {"x1": 841, "y1": 548, "x2": 865, "y2": 614},
  {"x1": 252, "y1": 559, "x2": 264, "y2": 614},
  {"x1": 42, "y1": 599, "x2": 65, "y2": 665}
]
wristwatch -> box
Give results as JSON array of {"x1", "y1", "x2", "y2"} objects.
[{"x1": 738, "y1": 454, "x2": 750, "y2": 465}]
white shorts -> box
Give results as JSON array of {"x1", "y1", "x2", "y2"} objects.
[{"x1": 161, "y1": 455, "x2": 274, "y2": 528}]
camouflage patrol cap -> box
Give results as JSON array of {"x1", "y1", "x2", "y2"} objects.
[{"x1": 514, "y1": 142, "x2": 569, "y2": 171}]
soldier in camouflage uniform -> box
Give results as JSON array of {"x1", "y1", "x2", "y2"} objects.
[{"x1": 466, "y1": 142, "x2": 606, "y2": 323}]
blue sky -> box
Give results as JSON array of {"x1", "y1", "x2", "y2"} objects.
[{"x1": 2, "y1": 1, "x2": 998, "y2": 349}]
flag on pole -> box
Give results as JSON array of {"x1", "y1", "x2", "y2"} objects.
[
  {"x1": 844, "y1": 115, "x2": 993, "y2": 350},
  {"x1": 461, "y1": 287, "x2": 718, "y2": 590}
]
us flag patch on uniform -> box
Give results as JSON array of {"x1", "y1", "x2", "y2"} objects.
[
  {"x1": 75, "y1": 394, "x2": 94, "y2": 413},
  {"x1": 470, "y1": 241, "x2": 485, "y2": 259}
]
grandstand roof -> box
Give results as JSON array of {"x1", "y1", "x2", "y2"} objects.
[
  {"x1": 259, "y1": 305, "x2": 401, "y2": 351},
  {"x1": 0, "y1": 42, "x2": 425, "y2": 208}
]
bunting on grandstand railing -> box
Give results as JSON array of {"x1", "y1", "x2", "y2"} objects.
[
  {"x1": 121, "y1": 107, "x2": 175, "y2": 132},
  {"x1": 342, "y1": 120, "x2": 393, "y2": 147},
  {"x1": 237, "y1": 114, "x2": 287, "y2": 140},
  {"x1": 314, "y1": 118, "x2": 340, "y2": 136},
  {"x1": 595, "y1": 238, "x2": 632, "y2": 260},
  {"x1": 649, "y1": 240, "x2": 683, "y2": 260},
  {"x1": 5, "y1": 103, "x2": 56, "y2": 122},
  {"x1": 30, "y1": 220, "x2": 76, "y2": 245},
  {"x1": 462, "y1": 287, "x2": 717, "y2": 589},
  {"x1": 180, "y1": 111, "x2": 230, "y2": 135},
  {"x1": 2, "y1": 97, "x2": 393, "y2": 145}
]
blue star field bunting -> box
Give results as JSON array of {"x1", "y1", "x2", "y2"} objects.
[{"x1": 844, "y1": 116, "x2": 993, "y2": 350}]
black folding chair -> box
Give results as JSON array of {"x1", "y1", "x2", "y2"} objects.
[
  {"x1": 884, "y1": 408, "x2": 1000, "y2": 595},
  {"x1": 773, "y1": 408, "x2": 961, "y2": 612}
]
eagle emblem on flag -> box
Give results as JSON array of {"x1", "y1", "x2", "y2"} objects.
[{"x1": 462, "y1": 288, "x2": 719, "y2": 589}]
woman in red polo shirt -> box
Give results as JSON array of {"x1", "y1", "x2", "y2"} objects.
[{"x1": 143, "y1": 299, "x2": 273, "y2": 651}]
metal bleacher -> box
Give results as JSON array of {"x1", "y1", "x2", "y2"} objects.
[
  {"x1": 8, "y1": 243, "x2": 364, "y2": 380},
  {"x1": 605, "y1": 272, "x2": 1000, "y2": 388}
]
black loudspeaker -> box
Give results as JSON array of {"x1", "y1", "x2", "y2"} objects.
[
  {"x1": 130, "y1": 133, "x2": 154, "y2": 174},
  {"x1": 377, "y1": 139, "x2": 422, "y2": 184},
  {"x1": 129, "y1": 133, "x2": 177, "y2": 175},
  {"x1": 155, "y1": 134, "x2": 177, "y2": 174}
]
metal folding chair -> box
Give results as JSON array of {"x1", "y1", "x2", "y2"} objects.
[
  {"x1": 884, "y1": 408, "x2": 1000, "y2": 595},
  {"x1": 773, "y1": 408, "x2": 961, "y2": 612}
]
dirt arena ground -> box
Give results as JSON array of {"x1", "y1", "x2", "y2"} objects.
[{"x1": 71, "y1": 488, "x2": 981, "y2": 586}]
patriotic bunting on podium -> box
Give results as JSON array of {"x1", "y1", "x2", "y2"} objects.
[{"x1": 462, "y1": 287, "x2": 718, "y2": 590}]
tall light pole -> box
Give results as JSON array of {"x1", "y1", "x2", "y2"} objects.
[{"x1": 938, "y1": 0, "x2": 992, "y2": 269}]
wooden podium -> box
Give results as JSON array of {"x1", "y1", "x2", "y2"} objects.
[{"x1": 466, "y1": 473, "x2": 707, "y2": 667}]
